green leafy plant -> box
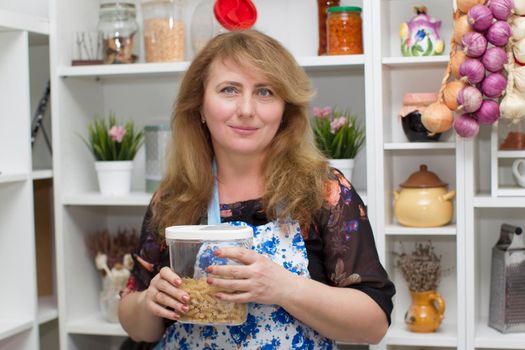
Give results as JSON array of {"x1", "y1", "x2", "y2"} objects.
[
  {"x1": 312, "y1": 106, "x2": 365, "y2": 159},
  {"x1": 82, "y1": 112, "x2": 144, "y2": 161}
]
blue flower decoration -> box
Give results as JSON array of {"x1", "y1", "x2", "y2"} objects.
[{"x1": 415, "y1": 29, "x2": 426, "y2": 42}]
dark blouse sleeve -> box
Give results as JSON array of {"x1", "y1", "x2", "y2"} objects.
[{"x1": 314, "y1": 169, "x2": 395, "y2": 324}]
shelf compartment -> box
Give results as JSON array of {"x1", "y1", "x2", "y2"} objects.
[
  {"x1": 385, "y1": 322, "x2": 457, "y2": 347},
  {"x1": 474, "y1": 194, "x2": 525, "y2": 207},
  {"x1": 0, "y1": 172, "x2": 27, "y2": 184},
  {"x1": 63, "y1": 192, "x2": 151, "y2": 206},
  {"x1": 38, "y1": 296, "x2": 58, "y2": 325},
  {"x1": 0, "y1": 9, "x2": 49, "y2": 35},
  {"x1": 67, "y1": 314, "x2": 126, "y2": 337},
  {"x1": 385, "y1": 224, "x2": 456, "y2": 236},
  {"x1": 0, "y1": 319, "x2": 33, "y2": 341},
  {"x1": 384, "y1": 142, "x2": 456, "y2": 150},
  {"x1": 382, "y1": 55, "x2": 449, "y2": 67},
  {"x1": 32, "y1": 169, "x2": 53, "y2": 180},
  {"x1": 475, "y1": 320, "x2": 525, "y2": 349}
]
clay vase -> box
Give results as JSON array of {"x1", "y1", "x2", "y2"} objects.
[{"x1": 405, "y1": 290, "x2": 445, "y2": 332}]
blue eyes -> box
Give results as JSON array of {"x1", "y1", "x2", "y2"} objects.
[
  {"x1": 257, "y1": 88, "x2": 273, "y2": 97},
  {"x1": 220, "y1": 86, "x2": 274, "y2": 97}
]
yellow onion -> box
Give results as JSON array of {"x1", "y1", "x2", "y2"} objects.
[
  {"x1": 422, "y1": 102, "x2": 455, "y2": 133},
  {"x1": 457, "y1": 0, "x2": 486, "y2": 14},
  {"x1": 454, "y1": 15, "x2": 473, "y2": 44},
  {"x1": 443, "y1": 80, "x2": 466, "y2": 110},
  {"x1": 451, "y1": 50, "x2": 467, "y2": 79}
]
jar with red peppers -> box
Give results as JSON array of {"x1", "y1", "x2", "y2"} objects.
[
  {"x1": 327, "y1": 6, "x2": 363, "y2": 55},
  {"x1": 317, "y1": 0, "x2": 340, "y2": 55}
]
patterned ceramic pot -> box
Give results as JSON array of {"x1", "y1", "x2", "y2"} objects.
[{"x1": 400, "y1": 6, "x2": 444, "y2": 57}]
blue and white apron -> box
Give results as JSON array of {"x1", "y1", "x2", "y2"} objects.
[{"x1": 155, "y1": 165, "x2": 337, "y2": 349}]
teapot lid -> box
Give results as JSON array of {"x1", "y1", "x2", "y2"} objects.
[{"x1": 400, "y1": 164, "x2": 447, "y2": 188}]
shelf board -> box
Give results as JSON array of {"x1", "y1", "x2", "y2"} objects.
[
  {"x1": 0, "y1": 9, "x2": 48, "y2": 35},
  {"x1": 385, "y1": 224, "x2": 457, "y2": 236},
  {"x1": 474, "y1": 193, "x2": 525, "y2": 207},
  {"x1": 63, "y1": 192, "x2": 151, "y2": 206},
  {"x1": 382, "y1": 55, "x2": 449, "y2": 67},
  {"x1": 0, "y1": 172, "x2": 27, "y2": 184},
  {"x1": 32, "y1": 169, "x2": 53, "y2": 180},
  {"x1": 495, "y1": 187, "x2": 525, "y2": 197},
  {"x1": 58, "y1": 55, "x2": 364, "y2": 78},
  {"x1": 384, "y1": 142, "x2": 456, "y2": 150},
  {"x1": 0, "y1": 318, "x2": 33, "y2": 341},
  {"x1": 475, "y1": 320, "x2": 525, "y2": 349},
  {"x1": 498, "y1": 150, "x2": 525, "y2": 158},
  {"x1": 38, "y1": 296, "x2": 58, "y2": 325},
  {"x1": 385, "y1": 321, "x2": 457, "y2": 347},
  {"x1": 67, "y1": 314, "x2": 126, "y2": 336}
]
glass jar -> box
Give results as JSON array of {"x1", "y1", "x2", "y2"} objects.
[
  {"x1": 190, "y1": 0, "x2": 228, "y2": 55},
  {"x1": 97, "y1": 2, "x2": 139, "y2": 64},
  {"x1": 327, "y1": 6, "x2": 363, "y2": 55},
  {"x1": 317, "y1": 0, "x2": 340, "y2": 55},
  {"x1": 141, "y1": 0, "x2": 185, "y2": 62}
]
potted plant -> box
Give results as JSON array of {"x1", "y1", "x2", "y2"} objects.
[
  {"x1": 394, "y1": 241, "x2": 446, "y2": 333},
  {"x1": 82, "y1": 112, "x2": 144, "y2": 195},
  {"x1": 312, "y1": 106, "x2": 365, "y2": 181}
]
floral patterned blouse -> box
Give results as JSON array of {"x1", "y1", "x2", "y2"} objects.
[{"x1": 123, "y1": 169, "x2": 395, "y2": 328}]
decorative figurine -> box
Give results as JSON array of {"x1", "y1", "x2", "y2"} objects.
[{"x1": 400, "y1": 6, "x2": 445, "y2": 57}]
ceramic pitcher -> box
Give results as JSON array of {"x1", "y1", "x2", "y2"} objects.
[{"x1": 405, "y1": 290, "x2": 445, "y2": 332}]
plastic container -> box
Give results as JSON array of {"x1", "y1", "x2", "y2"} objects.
[
  {"x1": 97, "y1": 2, "x2": 139, "y2": 64},
  {"x1": 144, "y1": 123, "x2": 170, "y2": 193},
  {"x1": 141, "y1": 0, "x2": 185, "y2": 62},
  {"x1": 327, "y1": 6, "x2": 363, "y2": 55},
  {"x1": 166, "y1": 224, "x2": 253, "y2": 325},
  {"x1": 190, "y1": 0, "x2": 228, "y2": 54}
]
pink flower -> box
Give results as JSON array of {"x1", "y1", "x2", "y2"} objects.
[
  {"x1": 313, "y1": 106, "x2": 332, "y2": 119},
  {"x1": 109, "y1": 125, "x2": 126, "y2": 143},
  {"x1": 330, "y1": 117, "x2": 347, "y2": 134}
]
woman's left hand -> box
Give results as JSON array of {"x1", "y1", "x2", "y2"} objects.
[{"x1": 206, "y1": 247, "x2": 298, "y2": 306}]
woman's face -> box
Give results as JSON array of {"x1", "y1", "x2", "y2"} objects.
[{"x1": 202, "y1": 59, "x2": 285, "y2": 159}]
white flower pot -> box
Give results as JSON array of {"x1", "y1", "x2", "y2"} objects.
[
  {"x1": 328, "y1": 158, "x2": 355, "y2": 182},
  {"x1": 95, "y1": 161, "x2": 133, "y2": 195}
]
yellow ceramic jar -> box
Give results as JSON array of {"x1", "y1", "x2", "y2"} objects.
[{"x1": 393, "y1": 164, "x2": 455, "y2": 227}]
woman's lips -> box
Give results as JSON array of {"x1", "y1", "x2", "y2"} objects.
[{"x1": 230, "y1": 125, "x2": 259, "y2": 135}]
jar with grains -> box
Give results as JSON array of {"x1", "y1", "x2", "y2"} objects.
[
  {"x1": 327, "y1": 6, "x2": 363, "y2": 55},
  {"x1": 97, "y1": 2, "x2": 139, "y2": 64},
  {"x1": 317, "y1": 0, "x2": 340, "y2": 55},
  {"x1": 141, "y1": 0, "x2": 185, "y2": 63}
]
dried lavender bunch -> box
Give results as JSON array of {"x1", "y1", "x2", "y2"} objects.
[
  {"x1": 85, "y1": 228, "x2": 139, "y2": 270},
  {"x1": 394, "y1": 241, "x2": 442, "y2": 292}
]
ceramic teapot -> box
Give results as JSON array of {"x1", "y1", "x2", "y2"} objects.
[
  {"x1": 400, "y1": 6, "x2": 444, "y2": 57},
  {"x1": 393, "y1": 164, "x2": 455, "y2": 227}
]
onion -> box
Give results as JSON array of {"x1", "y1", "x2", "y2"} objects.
[
  {"x1": 486, "y1": 20, "x2": 512, "y2": 46},
  {"x1": 475, "y1": 99, "x2": 501, "y2": 123},
  {"x1": 481, "y1": 46, "x2": 508, "y2": 72},
  {"x1": 513, "y1": 38, "x2": 525, "y2": 63},
  {"x1": 458, "y1": 86, "x2": 484, "y2": 112},
  {"x1": 487, "y1": 0, "x2": 514, "y2": 20},
  {"x1": 460, "y1": 58, "x2": 486, "y2": 84},
  {"x1": 421, "y1": 102, "x2": 454, "y2": 133},
  {"x1": 500, "y1": 91, "x2": 525, "y2": 123},
  {"x1": 454, "y1": 15, "x2": 473, "y2": 44},
  {"x1": 451, "y1": 50, "x2": 467, "y2": 79},
  {"x1": 511, "y1": 16, "x2": 525, "y2": 41},
  {"x1": 444, "y1": 80, "x2": 466, "y2": 110},
  {"x1": 468, "y1": 5, "x2": 494, "y2": 31},
  {"x1": 454, "y1": 113, "x2": 480, "y2": 138},
  {"x1": 457, "y1": 0, "x2": 487, "y2": 13},
  {"x1": 514, "y1": 0, "x2": 525, "y2": 15},
  {"x1": 481, "y1": 72, "x2": 507, "y2": 97},
  {"x1": 462, "y1": 32, "x2": 488, "y2": 57}
]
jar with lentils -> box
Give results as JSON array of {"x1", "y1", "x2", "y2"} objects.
[
  {"x1": 141, "y1": 0, "x2": 185, "y2": 62},
  {"x1": 327, "y1": 6, "x2": 363, "y2": 55}
]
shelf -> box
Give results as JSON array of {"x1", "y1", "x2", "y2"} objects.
[
  {"x1": 475, "y1": 320, "x2": 525, "y2": 349},
  {"x1": 0, "y1": 318, "x2": 33, "y2": 341},
  {"x1": 32, "y1": 169, "x2": 53, "y2": 180},
  {"x1": 0, "y1": 172, "x2": 27, "y2": 184},
  {"x1": 67, "y1": 314, "x2": 126, "y2": 336},
  {"x1": 58, "y1": 55, "x2": 364, "y2": 78},
  {"x1": 38, "y1": 296, "x2": 58, "y2": 325},
  {"x1": 494, "y1": 187, "x2": 525, "y2": 197},
  {"x1": 0, "y1": 9, "x2": 49, "y2": 35},
  {"x1": 384, "y1": 142, "x2": 456, "y2": 150},
  {"x1": 385, "y1": 321, "x2": 457, "y2": 347},
  {"x1": 382, "y1": 55, "x2": 449, "y2": 67},
  {"x1": 474, "y1": 194, "x2": 525, "y2": 207},
  {"x1": 385, "y1": 224, "x2": 457, "y2": 236},
  {"x1": 497, "y1": 150, "x2": 525, "y2": 158},
  {"x1": 63, "y1": 192, "x2": 151, "y2": 206}
]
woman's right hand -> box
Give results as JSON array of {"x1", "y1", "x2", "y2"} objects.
[{"x1": 143, "y1": 267, "x2": 190, "y2": 321}]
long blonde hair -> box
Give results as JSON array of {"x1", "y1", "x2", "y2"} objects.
[{"x1": 152, "y1": 30, "x2": 329, "y2": 233}]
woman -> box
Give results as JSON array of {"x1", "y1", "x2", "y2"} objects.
[{"x1": 119, "y1": 30, "x2": 395, "y2": 349}]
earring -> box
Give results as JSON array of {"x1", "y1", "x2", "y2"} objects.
[{"x1": 201, "y1": 117, "x2": 206, "y2": 124}]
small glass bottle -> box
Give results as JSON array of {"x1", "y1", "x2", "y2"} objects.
[
  {"x1": 97, "y1": 2, "x2": 139, "y2": 64},
  {"x1": 141, "y1": 0, "x2": 185, "y2": 62},
  {"x1": 327, "y1": 6, "x2": 363, "y2": 56}
]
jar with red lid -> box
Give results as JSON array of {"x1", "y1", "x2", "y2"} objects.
[{"x1": 327, "y1": 6, "x2": 363, "y2": 55}]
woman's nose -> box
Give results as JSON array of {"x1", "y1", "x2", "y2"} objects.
[{"x1": 238, "y1": 93, "x2": 255, "y2": 118}]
